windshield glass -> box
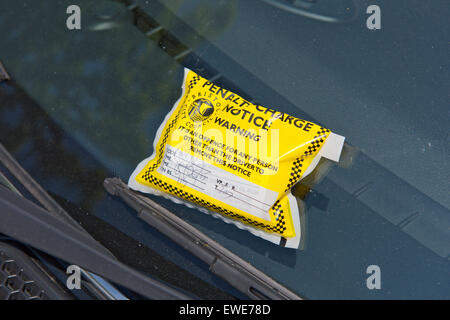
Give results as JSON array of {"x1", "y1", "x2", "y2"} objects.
[{"x1": 1, "y1": 0, "x2": 449, "y2": 299}]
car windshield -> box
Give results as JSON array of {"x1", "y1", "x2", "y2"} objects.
[{"x1": 0, "y1": 0, "x2": 449, "y2": 299}]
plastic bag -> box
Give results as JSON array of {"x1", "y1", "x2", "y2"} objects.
[{"x1": 129, "y1": 68, "x2": 345, "y2": 248}]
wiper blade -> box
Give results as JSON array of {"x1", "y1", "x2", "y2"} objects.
[
  {"x1": 0, "y1": 143, "x2": 85, "y2": 233},
  {"x1": 0, "y1": 170, "x2": 22, "y2": 196},
  {"x1": 104, "y1": 177, "x2": 303, "y2": 300},
  {"x1": 0, "y1": 61, "x2": 10, "y2": 81},
  {"x1": 0, "y1": 142, "x2": 114, "y2": 258},
  {"x1": 0, "y1": 185, "x2": 194, "y2": 300}
]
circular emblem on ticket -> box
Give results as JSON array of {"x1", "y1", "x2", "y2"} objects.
[{"x1": 188, "y1": 98, "x2": 214, "y2": 122}]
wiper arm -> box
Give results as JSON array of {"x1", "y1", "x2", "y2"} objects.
[
  {"x1": 0, "y1": 61, "x2": 10, "y2": 81},
  {"x1": 0, "y1": 143, "x2": 87, "y2": 234},
  {"x1": 104, "y1": 178, "x2": 303, "y2": 300},
  {"x1": 0, "y1": 184, "x2": 194, "y2": 300},
  {"x1": 0, "y1": 170, "x2": 22, "y2": 196},
  {"x1": 0, "y1": 140, "x2": 133, "y2": 299}
]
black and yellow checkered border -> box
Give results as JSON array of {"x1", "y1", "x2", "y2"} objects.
[
  {"x1": 141, "y1": 173, "x2": 288, "y2": 235},
  {"x1": 285, "y1": 127, "x2": 330, "y2": 191},
  {"x1": 188, "y1": 74, "x2": 201, "y2": 89}
]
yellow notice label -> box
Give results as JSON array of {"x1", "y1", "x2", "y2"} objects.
[{"x1": 129, "y1": 68, "x2": 343, "y2": 247}]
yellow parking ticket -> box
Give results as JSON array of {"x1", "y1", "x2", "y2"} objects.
[{"x1": 129, "y1": 68, "x2": 345, "y2": 248}]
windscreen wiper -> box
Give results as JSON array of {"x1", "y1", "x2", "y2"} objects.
[
  {"x1": 0, "y1": 184, "x2": 193, "y2": 300},
  {"x1": 104, "y1": 177, "x2": 303, "y2": 300},
  {"x1": 0, "y1": 143, "x2": 94, "y2": 231},
  {"x1": 0, "y1": 138, "x2": 193, "y2": 300},
  {"x1": 0, "y1": 142, "x2": 113, "y2": 257},
  {"x1": 0, "y1": 61, "x2": 10, "y2": 81}
]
